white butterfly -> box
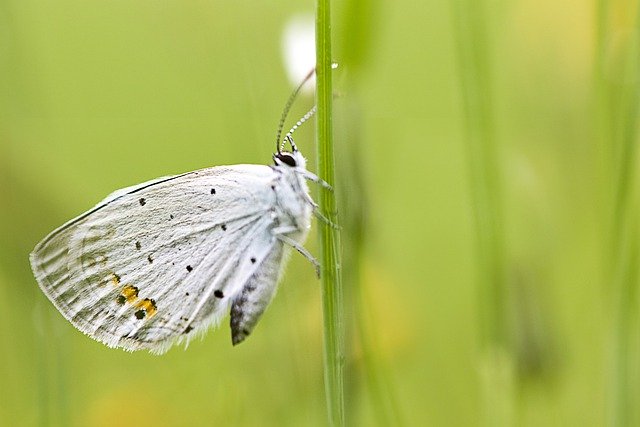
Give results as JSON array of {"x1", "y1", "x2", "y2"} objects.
[{"x1": 30, "y1": 77, "x2": 327, "y2": 353}]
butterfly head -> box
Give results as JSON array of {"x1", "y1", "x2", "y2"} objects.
[
  {"x1": 274, "y1": 133, "x2": 306, "y2": 169},
  {"x1": 273, "y1": 149, "x2": 306, "y2": 169}
]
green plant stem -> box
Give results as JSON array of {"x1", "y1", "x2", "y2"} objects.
[
  {"x1": 452, "y1": 1, "x2": 513, "y2": 425},
  {"x1": 453, "y1": 0, "x2": 506, "y2": 348},
  {"x1": 316, "y1": 0, "x2": 345, "y2": 425},
  {"x1": 596, "y1": 2, "x2": 640, "y2": 425}
]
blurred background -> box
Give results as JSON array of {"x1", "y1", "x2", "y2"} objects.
[{"x1": 1, "y1": 0, "x2": 638, "y2": 426}]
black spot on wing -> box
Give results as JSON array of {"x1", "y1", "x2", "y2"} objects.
[
  {"x1": 186, "y1": 265, "x2": 193, "y2": 272},
  {"x1": 135, "y1": 310, "x2": 146, "y2": 319},
  {"x1": 139, "y1": 198, "x2": 146, "y2": 206},
  {"x1": 221, "y1": 224, "x2": 227, "y2": 231},
  {"x1": 210, "y1": 188, "x2": 216, "y2": 195},
  {"x1": 214, "y1": 290, "x2": 224, "y2": 298},
  {"x1": 135, "y1": 241, "x2": 141, "y2": 250},
  {"x1": 250, "y1": 257, "x2": 256, "y2": 263}
]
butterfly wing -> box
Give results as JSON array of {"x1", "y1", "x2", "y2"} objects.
[
  {"x1": 230, "y1": 242, "x2": 287, "y2": 345},
  {"x1": 30, "y1": 164, "x2": 284, "y2": 353}
]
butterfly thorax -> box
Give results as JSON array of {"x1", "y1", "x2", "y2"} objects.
[{"x1": 270, "y1": 151, "x2": 313, "y2": 242}]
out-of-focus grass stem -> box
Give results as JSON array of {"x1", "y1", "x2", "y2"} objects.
[
  {"x1": 596, "y1": 2, "x2": 640, "y2": 426},
  {"x1": 452, "y1": 0, "x2": 512, "y2": 425},
  {"x1": 335, "y1": 0, "x2": 403, "y2": 423},
  {"x1": 316, "y1": 0, "x2": 345, "y2": 425}
]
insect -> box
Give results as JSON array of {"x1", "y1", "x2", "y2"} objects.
[{"x1": 29, "y1": 71, "x2": 328, "y2": 353}]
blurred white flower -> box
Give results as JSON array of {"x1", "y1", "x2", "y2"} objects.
[{"x1": 282, "y1": 14, "x2": 315, "y2": 92}]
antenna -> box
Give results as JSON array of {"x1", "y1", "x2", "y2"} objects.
[
  {"x1": 280, "y1": 106, "x2": 317, "y2": 152},
  {"x1": 275, "y1": 68, "x2": 315, "y2": 153}
]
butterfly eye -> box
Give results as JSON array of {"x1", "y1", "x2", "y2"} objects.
[{"x1": 274, "y1": 153, "x2": 297, "y2": 167}]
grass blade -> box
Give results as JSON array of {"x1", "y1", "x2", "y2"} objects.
[
  {"x1": 316, "y1": 0, "x2": 345, "y2": 425},
  {"x1": 452, "y1": 1, "x2": 514, "y2": 424}
]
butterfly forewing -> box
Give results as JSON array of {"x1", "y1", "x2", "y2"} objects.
[{"x1": 31, "y1": 164, "x2": 282, "y2": 352}]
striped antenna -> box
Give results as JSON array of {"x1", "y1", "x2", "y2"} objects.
[
  {"x1": 280, "y1": 106, "x2": 317, "y2": 153},
  {"x1": 275, "y1": 68, "x2": 315, "y2": 153}
]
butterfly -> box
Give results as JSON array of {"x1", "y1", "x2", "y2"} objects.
[{"x1": 30, "y1": 74, "x2": 328, "y2": 354}]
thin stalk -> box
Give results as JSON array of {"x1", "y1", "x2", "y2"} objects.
[
  {"x1": 336, "y1": 0, "x2": 402, "y2": 422},
  {"x1": 316, "y1": 0, "x2": 345, "y2": 426},
  {"x1": 596, "y1": 2, "x2": 640, "y2": 425},
  {"x1": 611, "y1": 217, "x2": 639, "y2": 427},
  {"x1": 452, "y1": 0, "x2": 512, "y2": 425}
]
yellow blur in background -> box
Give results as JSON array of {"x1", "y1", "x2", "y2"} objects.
[{"x1": 1, "y1": 0, "x2": 638, "y2": 426}]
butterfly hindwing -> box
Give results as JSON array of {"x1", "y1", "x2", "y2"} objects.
[
  {"x1": 230, "y1": 242, "x2": 287, "y2": 345},
  {"x1": 31, "y1": 164, "x2": 281, "y2": 353}
]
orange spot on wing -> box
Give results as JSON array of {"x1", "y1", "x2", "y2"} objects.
[
  {"x1": 122, "y1": 285, "x2": 139, "y2": 303},
  {"x1": 116, "y1": 284, "x2": 139, "y2": 305},
  {"x1": 110, "y1": 273, "x2": 121, "y2": 286},
  {"x1": 135, "y1": 298, "x2": 157, "y2": 318}
]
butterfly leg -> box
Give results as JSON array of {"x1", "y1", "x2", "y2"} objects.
[
  {"x1": 294, "y1": 170, "x2": 339, "y2": 230},
  {"x1": 312, "y1": 208, "x2": 340, "y2": 230},
  {"x1": 296, "y1": 170, "x2": 333, "y2": 191},
  {"x1": 272, "y1": 226, "x2": 321, "y2": 278},
  {"x1": 297, "y1": 192, "x2": 340, "y2": 230}
]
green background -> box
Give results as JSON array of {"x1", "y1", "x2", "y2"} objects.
[{"x1": 1, "y1": 0, "x2": 635, "y2": 426}]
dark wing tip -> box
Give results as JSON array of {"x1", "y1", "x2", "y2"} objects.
[{"x1": 231, "y1": 327, "x2": 250, "y2": 346}]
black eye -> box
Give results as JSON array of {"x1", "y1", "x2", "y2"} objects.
[{"x1": 274, "y1": 153, "x2": 297, "y2": 167}]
